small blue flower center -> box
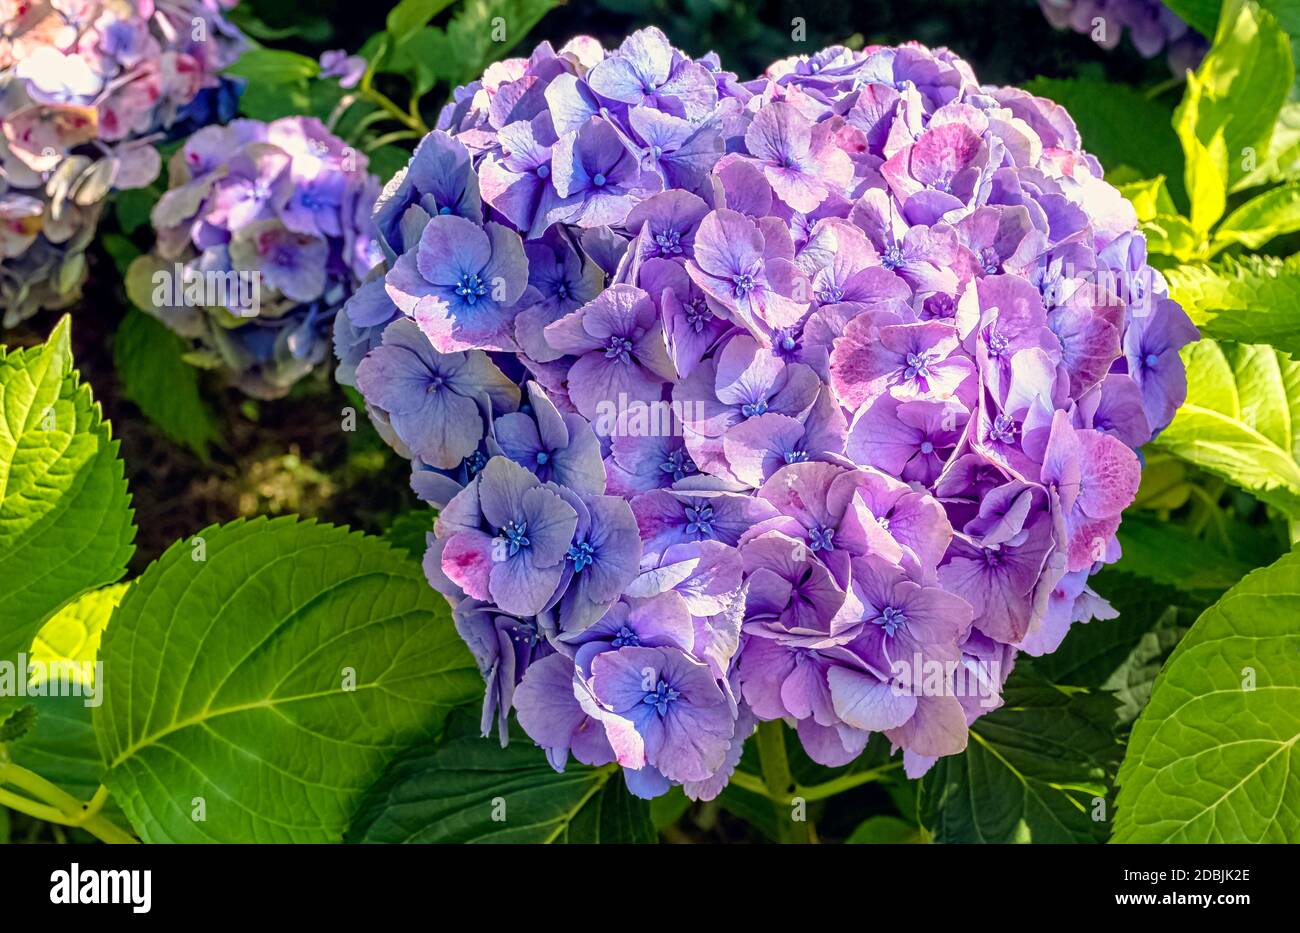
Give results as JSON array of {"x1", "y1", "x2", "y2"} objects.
[
  {"x1": 990, "y1": 413, "x2": 1018, "y2": 444},
  {"x1": 919, "y1": 440, "x2": 935, "y2": 455},
  {"x1": 1144, "y1": 352, "x2": 1159, "y2": 369},
  {"x1": 455, "y1": 272, "x2": 489, "y2": 305},
  {"x1": 986, "y1": 328, "x2": 1009, "y2": 358},
  {"x1": 566, "y1": 539, "x2": 595, "y2": 573},
  {"x1": 817, "y1": 283, "x2": 844, "y2": 303},
  {"x1": 499, "y1": 520, "x2": 530, "y2": 556},
  {"x1": 536, "y1": 164, "x2": 550, "y2": 179},
  {"x1": 438, "y1": 205, "x2": 453, "y2": 215},
  {"x1": 592, "y1": 172, "x2": 607, "y2": 187},
  {"x1": 642, "y1": 679, "x2": 681, "y2": 716},
  {"x1": 686, "y1": 298, "x2": 712, "y2": 332},
  {"x1": 654, "y1": 228, "x2": 683, "y2": 256},
  {"x1": 612, "y1": 625, "x2": 640, "y2": 648},
  {"x1": 784, "y1": 449, "x2": 810, "y2": 464},
  {"x1": 660, "y1": 449, "x2": 697, "y2": 481},
  {"x1": 535, "y1": 451, "x2": 550, "y2": 465},
  {"x1": 684, "y1": 504, "x2": 715, "y2": 538},
  {"x1": 808, "y1": 525, "x2": 835, "y2": 552},
  {"x1": 881, "y1": 243, "x2": 906, "y2": 271},
  {"x1": 877, "y1": 605, "x2": 907, "y2": 637},
  {"x1": 904, "y1": 351, "x2": 934, "y2": 381},
  {"x1": 741, "y1": 397, "x2": 769, "y2": 418},
  {"x1": 731, "y1": 272, "x2": 756, "y2": 298},
  {"x1": 604, "y1": 335, "x2": 634, "y2": 363},
  {"x1": 555, "y1": 282, "x2": 570, "y2": 300},
  {"x1": 978, "y1": 248, "x2": 1000, "y2": 275}
]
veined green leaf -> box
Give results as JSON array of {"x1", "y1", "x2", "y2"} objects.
[
  {"x1": 386, "y1": 0, "x2": 456, "y2": 41},
  {"x1": 1153, "y1": 339, "x2": 1300, "y2": 518},
  {"x1": 1166, "y1": 255, "x2": 1300, "y2": 353},
  {"x1": 1213, "y1": 181, "x2": 1300, "y2": 250},
  {"x1": 1117, "y1": 176, "x2": 1176, "y2": 223},
  {"x1": 1174, "y1": 0, "x2": 1294, "y2": 190},
  {"x1": 8, "y1": 586, "x2": 130, "y2": 817},
  {"x1": 0, "y1": 317, "x2": 135, "y2": 666},
  {"x1": 224, "y1": 48, "x2": 320, "y2": 84},
  {"x1": 113, "y1": 308, "x2": 221, "y2": 459},
  {"x1": 919, "y1": 664, "x2": 1118, "y2": 843},
  {"x1": 1114, "y1": 546, "x2": 1300, "y2": 842},
  {"x1": 347, "y1": 723, "x2": 656, "y2": 844},
  {"x1": 1141, "y1": 212, "x2": 1202, "y2": 260},
  {"x1": 94, "y1": 518, "x2": 481, "y2": 843}
]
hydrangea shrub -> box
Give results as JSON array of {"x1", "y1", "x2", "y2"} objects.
[
  {"x1": 131, "y1": 116, "x2": 382, "y2": 398},
  {"x1": 337, "y1": 27, "x2": 1197, "y2": 799},
  {"x1": 0, "y1": 0, "x2": 245, "y2": 325}
]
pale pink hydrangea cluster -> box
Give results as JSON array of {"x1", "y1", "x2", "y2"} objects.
[{"x1": 0, "y1": 0, "x2": 245, "y2": 324}]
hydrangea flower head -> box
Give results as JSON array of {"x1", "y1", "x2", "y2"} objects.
[
  {"x1": 0, "y1": 0, "x2": 247, "y2": 324},
  {"x1": 340, "y1": 29, "x2": 1195, "y2": 797},
  {"x1": 134, "y1": 116, "x2": 380, "y2": 398}
]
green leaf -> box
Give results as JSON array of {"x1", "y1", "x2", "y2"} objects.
[
  {"x1": 1175, "y1": 0, "x2": 1294, "y2": 191},
  {"x1": 920, "y1": 663, "x2": 1118, "y2": 843},
  {"x1": 1166, "y1": 255, "x2": 1300, "y2": 354},
  {"x1": 443, "y1": 0, "x2": 560, "y2": 85},
  {"x1": 1117, "y1": 176, "x2": 1177, "y2": 223},
  {"x1": 1213, "y1": 181, "x2": 1300, "y2": 249},
  {"x1": 347, "y1": 727, "x2": 656, "y2": 843},
  {"x1": 383, "y1": 508, "x2": 435, "y2": 560},
  {"x1": 1141, "y1": 212, "x2": 1202, "y2": 260},
  {"x1": 1114, "y1": 546, "x2": 1300, "y2": 842},
  {"x1": 1237, "y1": 102, "x2": 1300, "y2": 190},
  {"x1": 7, "y1": 586, "x2": 128, "y2": 804},
  {"x1": 0, "y1": 706, "x2": 36, "y2": 742},
  {"x1": 1114, "y1": 513, "x2": 1254, "y2": 592},
  {"x1": 1023, "y1": 77, "x2": 1184, "y2": 202},
  {"x1": 0, "y1": 317, "x2": 135, "y2": 668},
  {"x1": 1102, "y1": 609, "x2": 1189, "y2": 727},
  {"x1": 224, "y1": 48, "x2": 321, "y2": 84},
  {"x1": 94, "y1": 517, "x2": 481, "y2": 843},
  {"x1": 1184, "y1": 116, "x2": 1229, "y2": 235},
  {"x1": 1034, "y1": 572, "x2": 1205, "y2": 690},
  {"x1": 1153, "y1": 338, "x2": 1300, "y2": 517},
  {"x1": 113, "y1": 308, "x2": 221, "y2": 458},
  {"x1": 386, "y1": 0, "x2": 456, "y2": 41},
  {"x1": 845, "y1": 815, "x2": 925, "y2": 844}
]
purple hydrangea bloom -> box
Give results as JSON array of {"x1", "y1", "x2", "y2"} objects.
[
  {"x1": 137, "y1": 115, "x2": 381, "y2": 398},
  {"x1": 341, "y1": 28, "x2": 1194, "y2": 795}
]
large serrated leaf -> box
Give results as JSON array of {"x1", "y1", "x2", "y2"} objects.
[
  {"x1": 347, "y1": 720, "x2": 656, "y2": 844},
  {"x1": 1166, "y1": 256, "x2": 1300, "y2": 355},
  {"x1": 920, "y1": 665, "x2": 1119, "y2": 843},
  {"x1": 1153, "y1": 339, "x2": 1300, "y2": 517},
  {"x1": 0, "y1": 317, "x2": 135, "y2": 666},
  {"x1": 94, "y1": 517, "x2": 481, "y2": 843},
  {"x1": 1114, "y1": 547, "x2": 1300, "y2": 842}
]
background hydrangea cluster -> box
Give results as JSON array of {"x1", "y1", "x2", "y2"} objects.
[
  {"x1": 337, "y1": 27, "x2": 1196, "y2": 799},
  {"x1": 0, "y1": 0, "x2": 245, "y2": 326},
  {"x1": 1037, "y1": 0, "x2": 1208, "y2": 72},
  {"x1": 133, "y1": 116, "x2": 381, "y2": 398}
]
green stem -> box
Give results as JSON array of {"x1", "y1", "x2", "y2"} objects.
[
  {"x1": 755, "y1": 720, "x2": 812, "y2": 844},
  {"x1": 798, "y1": 763, "x2": 902, "y2": 802},
  {"x1": 0, "y1": 762, "x2": 136, "y2": 844}
]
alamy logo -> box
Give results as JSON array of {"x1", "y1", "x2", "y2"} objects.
[
  {"x1": 49, "y1": 863, "x2": 151, "y2": 913},
  {"x1": 151, "y1": 262, "x2": 261, "y2": 317},
  {"x1": 0, "y1": 654, "x2": 101, "y2": 707}
]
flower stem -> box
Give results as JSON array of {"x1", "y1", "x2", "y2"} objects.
[
  {"x1": 0, "y1": 761, "x2": 136, "y2": 844},
  {"x1": 755, "y1": 720, "x2": 812, "y2": 844}
]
